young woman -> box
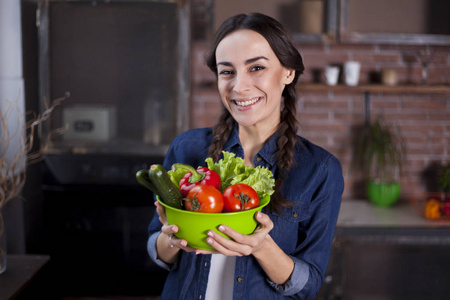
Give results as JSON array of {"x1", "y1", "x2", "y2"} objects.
[{"x1": 147, "y1": 13, "x2": 344, "y2": 300}]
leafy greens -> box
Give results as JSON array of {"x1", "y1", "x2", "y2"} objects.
[{"x1": 205, "y1": 151, "x2": 275, "y2": 199}]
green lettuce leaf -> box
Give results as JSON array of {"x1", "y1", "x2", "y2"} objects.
[{"x1": 205, "y1": 151, "x2": 275, "y2": 199}]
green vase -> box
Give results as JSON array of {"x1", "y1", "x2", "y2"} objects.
[{"x1": 367, "y1": 181, "x2": 401, "y2": 206}]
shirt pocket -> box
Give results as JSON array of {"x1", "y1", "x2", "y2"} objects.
[{"x1": 268, "y1": 197, "x2": 310, "y2": 252}]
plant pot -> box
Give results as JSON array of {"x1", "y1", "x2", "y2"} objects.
[{"x1": 367, "y1": 181, "x2": 401, "y2": 207}]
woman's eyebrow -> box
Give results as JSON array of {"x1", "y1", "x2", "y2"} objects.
[
  {"x1": 217, "y1": 56, "x2": 269, "y2": 67},
  {"x1": 245, "y1": 56, "x2": 268, "y2": 64}
]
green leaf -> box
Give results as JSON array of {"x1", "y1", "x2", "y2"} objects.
[{"x1": 205, "y1": 151, "x2": 275, "y2": 198}]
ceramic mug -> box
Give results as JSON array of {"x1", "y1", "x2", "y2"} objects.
[
  {"x1": 325, "y1": 65, "x2": 340, "y2": 86},
  {"x1": 382, "y1": 69, "x2": 398, "y2": 86},
  {"x1": 344, "y1": 61, "x2": 361, "y2": 86}
]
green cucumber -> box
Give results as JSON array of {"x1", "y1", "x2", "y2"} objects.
[
  {"x1": 136, "y1": 169, "x2": 157, "y2": 194},
  {"x1": 148, "y1": 164, "x2": 183, "y2": 209}
]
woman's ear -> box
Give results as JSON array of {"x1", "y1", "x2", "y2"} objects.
[{"x1": 283, "y1": 68, "x2": 295, "y2": 85}]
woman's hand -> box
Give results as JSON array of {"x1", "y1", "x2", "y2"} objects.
[
  {"x1": 154, "y1": 201, "x2": 196, "y2": 264},
  {"x1": 196, "y1": 210, "x2": 294, "y2": 285},
  {"x1": 195, "y1": 211, "x2": 274, "y2": 256}
]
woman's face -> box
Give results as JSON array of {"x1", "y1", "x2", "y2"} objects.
[{"x1": 215, "y1": 29, "x2": 294, "y2": 132}]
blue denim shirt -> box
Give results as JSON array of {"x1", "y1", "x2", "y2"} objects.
[{"x1": 147, "y1": 126, "x2": 344, "y2": 300}]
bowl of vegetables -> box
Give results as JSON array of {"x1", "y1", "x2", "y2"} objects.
[
  {"x1": 157, "y1": 193, "x2": 271, "y2": 250},
  {"x1": 137, "y1": 151, "x2": 275, "y2": 250}
]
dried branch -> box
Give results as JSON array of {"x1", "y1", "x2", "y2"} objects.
[
  {"x1": 0, "y1": 91, "x2": 70, "y2": 209},
  {"x1": 1, "y1": 91, "x2": 69, "y2": 270}
]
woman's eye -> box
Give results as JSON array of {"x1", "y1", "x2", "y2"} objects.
[
  {"x1": 218, "y1": 69, "x2": 233, "y2": 76},
  {"x1": 251, "y1": 65, "x2": 266, "y2": 72}
]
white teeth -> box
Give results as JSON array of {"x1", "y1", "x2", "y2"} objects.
[{"x1": 235, "y1": 97, "x2": 260, "y2": 107}]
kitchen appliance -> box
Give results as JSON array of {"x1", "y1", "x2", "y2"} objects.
[{"x1": 63, "y1": 105, "x2": 117, "y2": 141}]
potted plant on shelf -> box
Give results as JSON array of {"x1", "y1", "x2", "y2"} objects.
[
  {"x1": 352, "y1": 115, "x2": 407, "y2": 206},
  {"x1": 438, "y1": 162, "x2": 450, "y2": 193}
]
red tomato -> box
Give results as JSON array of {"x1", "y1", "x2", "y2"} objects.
[
  {"x1": 222, "y1": 183, "x2": 259, "y2": 212},
  {"x1": 184, "y1": 184, "x2": 224, "y2": 213}
]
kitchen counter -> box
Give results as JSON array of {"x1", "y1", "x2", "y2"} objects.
[
  {"x1": 0, "y1": 255, "x2": 50, "y2": 300},
  {"x1": 337, "y1": 199, "x2": 450, "y2": 227},
  {"x1": 329, "y1": 200, "x2": 450, "y2": 299},
  {"x1": 335, "y1": 199, "x2": 450, "y2": 245}
]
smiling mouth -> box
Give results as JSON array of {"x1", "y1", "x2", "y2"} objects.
[{"x1": 234, "y1": 97, "x2": 262, "y2": 107}]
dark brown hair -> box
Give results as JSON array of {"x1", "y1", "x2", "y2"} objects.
[{"x1": 206, "y1": 13, "x2": 305, "y2": 212}]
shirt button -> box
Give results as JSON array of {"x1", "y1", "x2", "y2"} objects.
[
  {"x1": 256, "y1": 157, "x2": 262, "y2": 162},
  {"x1": 237, "y1": 277, "x2": 244, "y2": 283},
  {"x1": 293, "y1": 211, "x2": 298, "y2": 218}
]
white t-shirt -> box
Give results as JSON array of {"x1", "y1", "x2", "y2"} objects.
[{"x1": 205, "y1": 254, "x2": 236, "y2": 300}]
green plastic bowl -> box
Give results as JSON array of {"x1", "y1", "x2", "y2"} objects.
[{"x1": 157, "y1": 194, "x2": 271, "y2": 250}]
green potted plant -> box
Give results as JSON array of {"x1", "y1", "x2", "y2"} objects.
[
  {"x1": 352, "y1": 115, "x2": 407, "y2": 206},
  {"x1": 438, "y1": 163, "x2": 450, "y2": 215},
  {"x1": 438, "y1": 162, "x2": 450, "y2": 193}
]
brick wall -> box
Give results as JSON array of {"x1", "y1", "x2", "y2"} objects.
[{"x1": 190, "y1": 41, "x2": 450, "y2": 200}]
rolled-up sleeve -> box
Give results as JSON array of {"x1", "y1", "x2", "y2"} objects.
[
  {"x1": 266, "y1": 256, "x2": 310, "y2": 294},
  {"x1": 267, "y1": 154, "x2": 344, "y2": 299},
  {"x1": 147, "y1": 231, "x2": 179, "y2": 271}
]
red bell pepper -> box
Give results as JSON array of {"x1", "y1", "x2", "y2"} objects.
[{"x1": 172, "y1": 163, "x2": 221, "y2": 197}]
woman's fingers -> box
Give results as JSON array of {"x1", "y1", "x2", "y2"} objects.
[
  {"x1": 202, "y1": 211, "x2": 274, "y2": 256},
  {"x1": 155, "y1": 201, "x2": 168, "y2": 225},
  {"x1": 205, "y1": 228, "x2": 251, "y2": 256},
  {"x1": 253, "y1": 211, "x2": 274, "y2": 234}
]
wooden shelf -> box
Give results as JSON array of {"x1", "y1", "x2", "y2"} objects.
[{"x1": 299, "y1": 83, "x2": 450, "y2": 95}]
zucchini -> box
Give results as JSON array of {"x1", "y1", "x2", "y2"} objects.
[
  {"x1": 148, "y1": 164, "x2": 183, "y2": 209},
  {"x1": 136, "y1": 169, "x2": 157, "y2": 194}
]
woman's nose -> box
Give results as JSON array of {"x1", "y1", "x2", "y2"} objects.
[{"x1": 232, "y1": 72, "x2": 251, "y2": 93}]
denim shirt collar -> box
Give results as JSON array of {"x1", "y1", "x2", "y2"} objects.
[{"x1": 223, "y1": 124, "x2": 279, "y2": 169}]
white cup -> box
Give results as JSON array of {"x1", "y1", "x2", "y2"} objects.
[
  {"x1": 325, "y1": 66, "x2": 340, "y2": 86},
  {"x1": 344, "y1": 61, "x2": 361, "y2": 86}
]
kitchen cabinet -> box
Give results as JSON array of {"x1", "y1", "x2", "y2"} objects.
[
  {"x1": 211, "y1": 0, "x2": 339, "y2": 43},
  {"x1": 327, "y1": 199, "x2": 450, "y2": 299},
  {"x1": 339, "y1": 0, "x2": 450, "y2": 45},
  {"x1": 37, "y1": 0, "x2": 191, "y2": 157},
  {"x1": 210, "y1": 0, "x2": 450, "y2": 45}
]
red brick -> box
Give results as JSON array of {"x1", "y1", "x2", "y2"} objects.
[
  {"x1": 295, "y1": 44, "x2": 326, "y2": 52},
  {"x1": 371, "y1": 99, "x2": 401, "y2": 110},
  {"x1": 333, "y1": 112, "x2": 365, "y2": 123},
  {"x1": 297, "y1": 90, "x2": 330, "y2": 98},
  {"x1": 301, "y1": 53, "x2": 350, "y2": 68},
  {"x1": 404, "y1": 136, "x2": 427, "y2": 145},
  {"x1": 302, "y1": 98, "x2": 349, "y2": 110},
  {"x1": 400, "y1": 124, "x2": 444, "y2": 134},
  {"x1": 379, "y1": 45, "x2": 429, "y2": 52},
  {"x1": 402, "y1": 98, "x2": 447, "y2": 112},
  {"x1": 298, "y1": 112, "x2": 331, "y2": 122},
  {"x1": 329, "y1": 43, "x2": 377, "y2": 52},
  {"x1": 353, "y1": 54, "x2": 401, "y2": 64},
  {"x1": 302, "y1": 123, "x2": 349, "y2": 134}
]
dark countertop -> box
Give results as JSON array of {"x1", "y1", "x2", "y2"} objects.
[{"x1": 0, "y1": 255, "x2": 50, "y2": 300}]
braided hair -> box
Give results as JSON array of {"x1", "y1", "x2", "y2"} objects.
[{"x1": 206, "y1": 13, "x2": 305, "y2": 212}]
